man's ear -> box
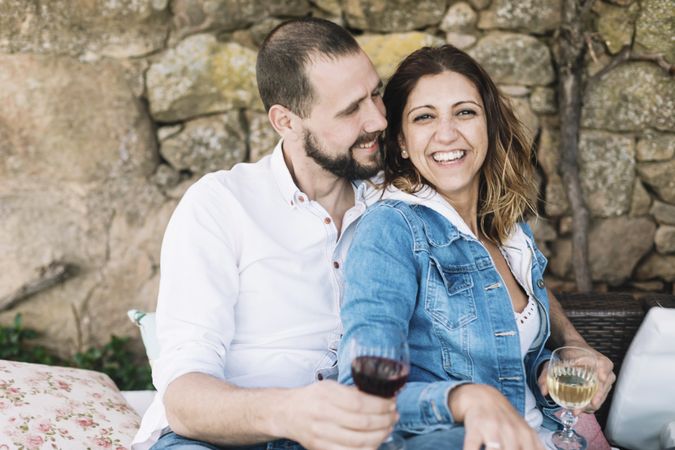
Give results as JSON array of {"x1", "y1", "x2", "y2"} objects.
[{"x1": 268, "y1": 105, "x2": 302, "y2": 142}]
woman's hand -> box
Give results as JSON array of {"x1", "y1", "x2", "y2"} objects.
[
  {"x1": 538, "y1": 343, "x2": 616, "y2": 414},
  {"x1": 448, "y1": 384, "x2": 545, "y2": 450}
]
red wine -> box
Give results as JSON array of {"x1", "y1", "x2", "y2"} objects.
[{"x1": 351, "y1": 356, "x2": 409, "y2": 398}]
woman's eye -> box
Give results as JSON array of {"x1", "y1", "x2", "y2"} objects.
[
  {"x1": 458, "y1": 109, "x2": 477, "y2": 117},
  {"x1": 413, "y1": 113, "x2": 432, "y2": 122}
]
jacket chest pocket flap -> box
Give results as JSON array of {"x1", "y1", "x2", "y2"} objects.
[{"x1": 425, "y1": 259, "x2": 477, "y2": 331}]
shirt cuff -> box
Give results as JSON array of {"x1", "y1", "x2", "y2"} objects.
[{"x1": 152, "y1": 341, "x2": 226, "y2": 397}]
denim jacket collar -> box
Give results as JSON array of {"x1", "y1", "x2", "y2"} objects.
[
  {"x1": 379, "y1": 185, "x2": 470, "y2": 241},
  {"x1": 378, "y1": 185, "x2": 538, "y2": 296}
]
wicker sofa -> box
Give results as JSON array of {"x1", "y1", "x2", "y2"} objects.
[
  {"x1": 127, "y1": 292, "x2": 675, "y2": 448},
  {"x1": 2, "y1": 292, "x2": 671, "y2": 449},
  {"x1": 556, "y1": 290, "x2": 675, "y2": 447}
]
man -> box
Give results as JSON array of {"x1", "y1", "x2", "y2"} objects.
[{"x1": 133, "y1": 17, "x2": 614, "y2": 450}]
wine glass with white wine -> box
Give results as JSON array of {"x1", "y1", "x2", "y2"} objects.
[{"x1": 546, "y1": 346, "x2": 599, "y2": 450}]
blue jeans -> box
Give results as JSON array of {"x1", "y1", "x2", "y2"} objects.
[
  {"x1": 151, "y1": 427, "x2": 466, "y2": 450},
  {"x1": 151, "y1": 431, "x2": 302, "y2": 450}
]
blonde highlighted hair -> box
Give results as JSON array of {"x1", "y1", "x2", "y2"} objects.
[{"x1": 382, "y1": 45, "x2": 538, "y2": 245}]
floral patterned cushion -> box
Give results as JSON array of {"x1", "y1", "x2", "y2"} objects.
[{"x1": 0, "y1": 359, "x2": 140, "y2": 450}]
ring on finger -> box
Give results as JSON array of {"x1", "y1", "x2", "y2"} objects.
[{"x1": 485, "y1": 441, "x2": 501, "y2": 449}]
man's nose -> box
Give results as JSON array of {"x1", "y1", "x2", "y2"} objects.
[{"x1": 363, "y1": 97, "x2": 387, "y2": 133}]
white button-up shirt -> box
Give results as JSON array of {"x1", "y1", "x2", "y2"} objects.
[{"x1": 132, "y1": 141, "x2": 368, "y2": 449}]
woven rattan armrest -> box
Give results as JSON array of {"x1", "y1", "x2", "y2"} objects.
[
  {"x1": 553, "y1": 292, "x2": 645, "y2": 429},
  {"x1": 554, "y1": 292, "x2": 645, "y2": 373}
]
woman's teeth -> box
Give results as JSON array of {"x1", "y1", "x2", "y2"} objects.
[{"x1": 432, "y1": 150, "x2": 465, "y2": 162}]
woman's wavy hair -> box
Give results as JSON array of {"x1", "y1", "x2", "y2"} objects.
[{"x1": 382, "y1": 44, "x2": 538, "y2": 245}]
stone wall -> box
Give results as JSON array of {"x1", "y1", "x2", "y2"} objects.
[{"x1": 1, "y1": 0, "x2": 673, "y2": 356}]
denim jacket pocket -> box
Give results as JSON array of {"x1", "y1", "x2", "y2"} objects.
[{"x1": 425, "y1": 259, "x2": 477, "y2": 378}]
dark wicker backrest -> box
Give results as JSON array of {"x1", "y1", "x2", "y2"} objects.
[
  {"x1": 554, "y1": 292, "x2": 645, "y2": 429},
  {"x1": 554, "y1": 292, "x2": 645, "y2": 373},
  {"x1": 639, "y1": 293, "x2": 675, "y2": 312},
  {"x1": 553, "y1": 291, "x2": 675, "y2": 432}
]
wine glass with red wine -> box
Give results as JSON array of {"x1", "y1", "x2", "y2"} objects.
[{"x1": 347, "y1": 328, "x2": 410, "y2": 450}]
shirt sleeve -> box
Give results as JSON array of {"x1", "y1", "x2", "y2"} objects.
[
  {"x1": 151, "y1": 175, "x2": 240, "y2": 397},
  {"x1": 338, "y1": 203, "x2": 465, "y2": 433}
]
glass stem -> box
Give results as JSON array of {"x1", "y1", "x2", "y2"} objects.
[{"x1": 560, "y1": 408, "x2": 578, "y2": 438}]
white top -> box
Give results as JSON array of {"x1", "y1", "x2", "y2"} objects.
[
  {"x1": 516, "y1": 297, "x2": 545, "y2": 430},
  {"x1": 132, "y1": 141, "x2": 368, "y2": 449},
  {"x1": 516, "y1": 303, "x2": 554, "y2": 448}
]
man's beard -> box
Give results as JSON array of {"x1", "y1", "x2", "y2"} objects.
[{"x1": 303, "y1": 131, "x2": 382, "y2": 181}]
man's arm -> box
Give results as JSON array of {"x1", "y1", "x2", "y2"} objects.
[
  {"x1": 542, "y1": 289, "x2": 616, "y2": 412},
  {"x1": 164, "y1": 373, "x2": 397, "y2": 449}
]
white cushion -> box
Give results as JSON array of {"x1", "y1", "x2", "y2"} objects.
[
  {"x1": 121, "y1": 390, "x2": 156, "y2": 416},
  {"x1": 127, "y1": 309, "x2": 160, "y2": 365},
  {"x1": 661, "y1": 421, "x2": 675, "y2": 450},
  {"x1": 605, "y1": 307, "x2": 675, "y2": 450}
]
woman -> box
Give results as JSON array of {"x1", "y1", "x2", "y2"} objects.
[{"x1": 338, "y1": 45, "x2": 607, "y2": 450}]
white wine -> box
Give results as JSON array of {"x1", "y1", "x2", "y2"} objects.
[
  {"x1": 547, "y1": 347, "x2": 599, "y2": 450},
  {"x1": 547, "y1": 365, "x2": 598, "y2": 409}
]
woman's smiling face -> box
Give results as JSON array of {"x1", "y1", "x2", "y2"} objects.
[{"x1": 400, "y1": 70, "x2": 488, "y2": 207}]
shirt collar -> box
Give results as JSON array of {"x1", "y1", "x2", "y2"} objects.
[
  {"x1": 351, "y1": 179, "x2": 370, "y2": 210},
  {"x1": 270, "y1": 139, "x2": 305, "y2": 208},
  {"x1": 271, "y1": 139, "x2": 370, "y2": 211}
]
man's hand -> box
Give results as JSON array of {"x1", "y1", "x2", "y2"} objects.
[
  {"x1": 538, "y1": 343, "x2": 616, "y2": 414},
  {"x1": 282, "y1": 380, "x2": 398, "y2": 450},
  {"x1": 449, "y1": 384, "x2": 545, "y2": 450}
]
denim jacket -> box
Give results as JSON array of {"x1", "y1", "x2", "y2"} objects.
[{"x1": 338, "y1": 193, "x2": 559, "y2": 434}]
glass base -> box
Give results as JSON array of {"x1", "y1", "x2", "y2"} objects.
[
  {"x1": 378, "y1": 432, "x2": 405, "y2": 450},
  {"x1": 551, "y1": 429, "x2": 587, "y2": 450}
]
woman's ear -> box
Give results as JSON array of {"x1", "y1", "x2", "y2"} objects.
[
  {"x1": 398, "y1": 135, "x2": 409, "y2": 159},
  {"x1": 268, "y1": 105, "x2": 302, "y2": 142}
]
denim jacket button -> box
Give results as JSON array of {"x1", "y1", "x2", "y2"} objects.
[{"x1": 537, "y1": 278, "x2": 545, "y2": 288}]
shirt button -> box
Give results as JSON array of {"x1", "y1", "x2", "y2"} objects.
[
  {"x1": 333, "y1": 261, "x2": 340, "y2": 269},
  {"x1": 537, "y1": 279, "x2": 545, "y2": 288},
  {"x1": 324, "y1": 217, "x2": 332, "y2": 224},
  {"x1": 298, "y1": 196, "x2": 305, "y2": 203}
]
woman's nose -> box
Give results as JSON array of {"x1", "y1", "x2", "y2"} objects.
[{"x1": 435, "y1": 117, "x2": 458, "y2": 143}]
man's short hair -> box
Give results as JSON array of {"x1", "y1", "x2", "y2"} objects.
[{"x1": 256, "y1": 17, "x2": 361, "y2": 118}]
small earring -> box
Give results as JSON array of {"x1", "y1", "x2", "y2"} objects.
[{"x1": 401, "y1": 149, "x2": 409, "y2": 159}]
